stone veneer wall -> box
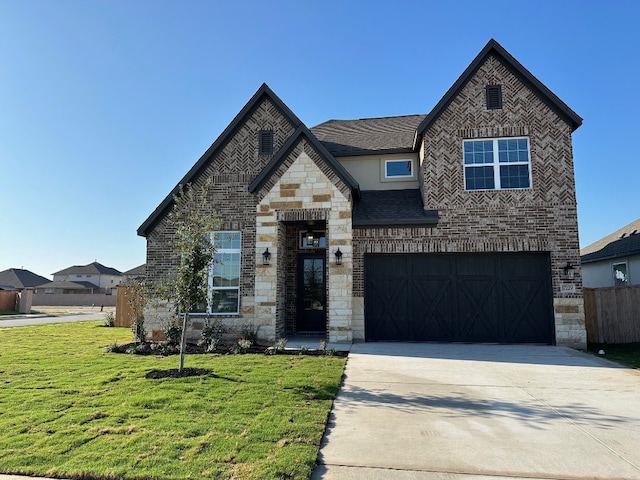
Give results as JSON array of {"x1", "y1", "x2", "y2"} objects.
[
  {"x1": 351, "y1": 54, "x2": 585, "y2": 347},
  {"x1": 143, "y1": 97, "x2": 296, "y2": 341},
  {"x1": 255, "y1": 146, "x2": 353, "y2": 343}
]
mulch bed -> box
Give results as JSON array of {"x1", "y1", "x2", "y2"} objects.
[
  {"x1": 145, "y1": 368, "x2": 212, "y2": 379},
  {"x1": 108, "y1": 341, "x2": 347, "y2": 357}
]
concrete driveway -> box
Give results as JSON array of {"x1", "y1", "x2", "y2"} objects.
[{"x1": 313, "y1": 343, "x2": 640, "y2": 480}]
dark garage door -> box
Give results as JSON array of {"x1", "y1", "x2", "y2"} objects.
[{"x1": 364, "y1": 253, "x2": 554, "y2": 344}]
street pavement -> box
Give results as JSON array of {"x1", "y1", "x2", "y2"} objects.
[
  {"x1": 0, "y1": 312, "x2": 107, "y2": 327},
  {"x1": 312, "y1": 343, "x2": 640, "y2": 479}
]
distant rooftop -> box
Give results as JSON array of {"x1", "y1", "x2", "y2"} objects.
[
  {"x1": 123, "y1": 264, "x2": 146, "y2": 276},
  {"x1": 53, "y1": 261, "x2": 122, "y2": 276},
  {"x1": 0, "y1": 268, "x2": 50, "y2": 290},
  {"x1": 581, "y1": 218, "x2": 640, "y2": 263}
]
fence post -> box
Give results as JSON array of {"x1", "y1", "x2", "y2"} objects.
[{"x1": 18, "y1": 288, "x2": 34, "y2": 313}]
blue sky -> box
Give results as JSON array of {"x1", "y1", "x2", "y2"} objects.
[{"x1": 1, "y1": 0, "x2": 638, "y2": 279}]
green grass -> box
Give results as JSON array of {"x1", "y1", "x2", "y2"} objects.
[
  {"x1": 0, "y1": 322, "x2": 346, "y2": 479},
  {"x1": 588, "y1": 342, "x2": 640, "y2": 369}
]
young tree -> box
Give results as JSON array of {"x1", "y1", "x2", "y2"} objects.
[{"x1": 168, "y1": 179, "x2": 221, "y2": 372}]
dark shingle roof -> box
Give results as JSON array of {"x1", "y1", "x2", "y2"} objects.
[
  {"x1": 353, "y1": 189, "x2": 439, "y2": 228},
  {"x1": 0, "y1": 268, "x2": 50, "y2": 289},
  {"x1": 123, "y1": 264, "x2": 146, "y2": 276},
  {"x1": 53, "y1": 262, "x2": 122, "y2": 276},
  {"x1": 581, "y1": 218, "x2": 640, "y2": 256},
  {"x1": 36, "y1": 280, "x2": 98, "y2": 290},
  {"x1": 581, "y1": 232, "x2": 640, "y2": 264},
  {"x1": 310, "y1": 115, "x2": 426, "y2": 156}
]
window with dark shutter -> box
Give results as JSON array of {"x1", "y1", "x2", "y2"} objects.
[
  {"x1": 486, "y1": 85, "x2": 503, "y2": 110},
  {"x1": 259, "y1": 130, "x2": 274, "y2": 155}
]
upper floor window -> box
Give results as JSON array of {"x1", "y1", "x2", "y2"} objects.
[
  {"x1": 259, "y1": 130, "x2": 274, "y2": 155},
  {"x1": 486, "y1": 85, "x2": 503, "y2": 110},
  {"x1": 384, "y1": 159, "x2": 414, "y2": 179},
  {"x1": 463, "y1": 137, "x2": 531, "y2": 191}
]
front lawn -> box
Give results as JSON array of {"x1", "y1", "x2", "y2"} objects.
[
  {"x1": 0, "y1": 322, "x2": 346, "y2": 479},
  {"x1": 588, "y1": 342, "x2": 640, "y2": 369}
]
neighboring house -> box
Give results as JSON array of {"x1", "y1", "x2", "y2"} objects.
[
  {"x1": 35, "y1": 280, "x2": 99, "y2": 294},
  {"x1": 580, "y1": 218, "x2": 640, "y2": 288},
  {"x1": 0, "y1": 268, "x2": 50, "y2": 291},
  {"x1": 50, "y1": 262, "x2": 123, "y2": 293},
  {"x1": 122, "y1": 264, "x2": 146, "y2": 284},
  {"x1": 138, "y1": 39, "x2": 585, "y2": 347}
]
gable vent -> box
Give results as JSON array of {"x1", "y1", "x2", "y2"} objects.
[
  {"x1": 259, "y1": 130, "x2": 274, "y2": 155},
  {"x1": 486, "y1": 84, "x2": 503, "y2": 110}
]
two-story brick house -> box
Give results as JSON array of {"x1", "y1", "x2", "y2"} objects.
[{"x1": 138, "y1": 39, "x2": 586, "y2": 347}]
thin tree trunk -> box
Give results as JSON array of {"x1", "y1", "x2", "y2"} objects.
[{"x1": 179, "y1": 312, "x2": 188, "y2": 372}]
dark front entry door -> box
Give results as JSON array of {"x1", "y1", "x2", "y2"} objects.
[{"x1": 297, "y1": 254, "x2": 326, "y2": 332}]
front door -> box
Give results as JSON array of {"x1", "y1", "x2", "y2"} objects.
[{"x1": 297, "y1": 254, "x2": 326, "y2": 332}]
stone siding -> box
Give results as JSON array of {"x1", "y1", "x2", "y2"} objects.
[{"x1": 256, "y1": 144, "x2": 353, "y2": 343}]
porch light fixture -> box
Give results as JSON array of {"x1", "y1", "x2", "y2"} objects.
[
  {"x1": 262, "y1": 248, "x2": 271, "y2": 265},
  {"x1": 306, "y1": 232, "x2": 315, "y2": 245},
  {"x1": 562, "y1": 262, "x2": 575, "y2": 280},
  {"x1": 334, "y1": 248, "x2": 343, "y2": 266}
]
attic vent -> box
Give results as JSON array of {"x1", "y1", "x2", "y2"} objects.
[
  {"x1": 486, "y1": 85, "x2": 503, "y2": 110},
  {"x1": 259, "y1": 130, "x2": 274, "y2": 155}
]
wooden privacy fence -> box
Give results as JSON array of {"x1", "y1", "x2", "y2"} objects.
[
  {"x1": 115, "y1": 285, "x2": 145, "y2": 328},
  {"x1": 584, "y1": 286, "x2": 640, "y2": 344},
  {"x1": 0, "y1": 291, "x2": 18, "y2": 311}
]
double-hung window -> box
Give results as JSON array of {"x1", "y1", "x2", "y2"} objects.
[
  {"x1": 210, "y1": 231, "x2": 241, "y2": 314},
  {"x1": 463, "y1": 137, "x2": 531, "y2": 191}
]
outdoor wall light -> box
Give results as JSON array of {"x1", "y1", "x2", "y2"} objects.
[
  {"x1": 306, "y1": 232, "x2": 315, "y2": 245},
  {"x1": 562, "y1": 262, "x2": 575, "y2": 280},
  {"x1": 262, "y1": 248, "x2": 271, "y2": 266},
  {"x1": 334, "y1": 248, "x2": 343, "y2": 266}
]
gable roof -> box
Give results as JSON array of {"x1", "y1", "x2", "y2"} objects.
[
  {"x1": 0, "y1": 268, "x2": 50, "y2": 289},
  {"x1": 248, "y1": 124, "x2": 361, "y2": 200},
  {"x1": 53, "y1": 262, "x2": 122, "y2": 276},
  {"x1": 580, "y1": 218, "x2": 640, "y2": 263},
  {"x1": 416, "y1": 39, "x2": 583, "y2": 140},
  {"x1": 310, "y1": 115, "x2": 426, "y2": 156},
  {"x1": 137, "y1": 83, "x2": 304, "y2": 237}
]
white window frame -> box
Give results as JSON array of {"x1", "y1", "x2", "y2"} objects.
[
  {"x1": 209, "y1": 231, "x2": 241, "y2": 315},
  {"x1": 383, "y1": 159, "x2": 415, "y2": 180},
  {"x1": 463, "y1": 137, "x2": 532, "y2": 191},
  {"x1": 612, "y1": 262, "x2": 629, "y2": 286}
]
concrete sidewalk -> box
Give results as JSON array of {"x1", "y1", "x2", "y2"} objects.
[{"x1": 313, "y1": 343, "x2": 640, "y2": 479}]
